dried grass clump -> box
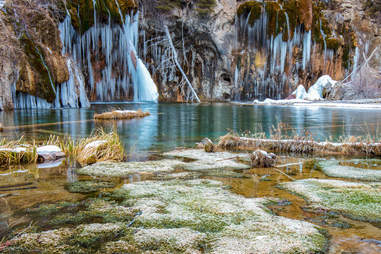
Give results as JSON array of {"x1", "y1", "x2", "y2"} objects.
[
  {"x1": 0, "y1": 129, "x2": 126, "y2": 168},
  {"x1": 0, "y1": 137, "x2": 37, "y2": 168},
  {"x1": 218, "y1": 133, "x2": 381, "y2": 157},
  {"x1": 94, "y1": 109, "x2": 150, "y2": 120},
  {"x1": 75, "y1": 129, "x2": 126, "y2": 166}
]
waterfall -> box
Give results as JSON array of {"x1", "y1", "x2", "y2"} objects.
[{"x1": 59, "y1": 10, "x2": 158, "y2": 103}]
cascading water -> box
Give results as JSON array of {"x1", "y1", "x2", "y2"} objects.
[{"x1": 59, "y1": 8, "x2": 158, "y2": 103}]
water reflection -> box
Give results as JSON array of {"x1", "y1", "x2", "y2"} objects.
[{"x1": 1, "y1": 103, "x2": 381, "y2": 157}]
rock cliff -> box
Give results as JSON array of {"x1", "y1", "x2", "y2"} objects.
[{"x1": 0, "y1": 0, "x2": 379, "y2": 109}]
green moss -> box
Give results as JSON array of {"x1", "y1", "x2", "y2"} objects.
[
  {"x1": 237, "y1": 1, "x2": 263, "y2": 23},
  {"x1": 65, "y1": 0, "x2": 137, "y2": 34},
  {"x1": 342, "y1": 44, "x2": 351, "y2": 69},
  {"x1": 326, "y1": 38, "x2": 341, "y2": 51},
  {"x1": 196, "y1": 0, "x2": 217, "y2": 16}
]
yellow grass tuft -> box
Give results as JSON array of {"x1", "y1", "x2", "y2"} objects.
[
  {"x1": 0, "y1": 137, "x2": 37, "y2": 168},
  {"x1": 75, "y1": 129, "x2": 126, "y2": 166}
]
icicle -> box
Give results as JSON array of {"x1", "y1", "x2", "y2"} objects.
[
  {"x1": 319, "y1": 20, "x2": 327, "y2": 63},
  {"x1": 352, "y1": 47, "x2": 360, "y2": 80},
  {"x1": 302, "y1": 30, "x2": 311, "y2": 71}
]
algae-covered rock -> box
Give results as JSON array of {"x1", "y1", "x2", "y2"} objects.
[
  {"x1": 164, "y1": 149, "x2": 251, "y2": 171},
  {"x1": 281, "y1": 179, "x2": 381, "y2": 222},
  {"x1": 119, "y1": 179, "x2": 326, "y2": 253},
  {"x1": 6, "y1": 179, "x2": 326, "y2": 253},
  {"x1": 77, "y1": 149, "x2": 251, "y2": 177},
  {"x1": 320, "y1": 159, "x2": 381, "y2": 181},
  {"x1": 77, "y1": 159, "x2": 185, "y2": 177}
]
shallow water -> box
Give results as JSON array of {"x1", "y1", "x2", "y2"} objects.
[{"x1": 2, "y1": 104, "x2": 381, "y2": 252}]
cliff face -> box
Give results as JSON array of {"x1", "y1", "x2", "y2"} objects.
[
  {"x1": 141, "y1": 0, "x2": 381, "y2": 101},
  {"x1": 0, "y1": 0, "x2": 380, "y2": 109},
  {"x1": 0, "y1": 0, "x2": 69, "y2": 110}
]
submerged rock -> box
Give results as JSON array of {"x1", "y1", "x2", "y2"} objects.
[
  {"x1": 320, "y1": 160, "x2": 381, "y2": 181},
  {"x1": 281, "y1": 179, "x2": 381, "y2": 222},
  {"x1": 250, "y1": 150, "x2": 277, "y2": 168},
  {"x1": 65, "y1": 181, "x2": 116, "y2": 194}
]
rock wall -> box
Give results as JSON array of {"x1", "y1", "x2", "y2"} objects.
[
  {"x1": 141, "y1": 0, "x2": 381, "y2": 101},
  {"x1": 0, "y1": 0, "x2": 380, "y2": 109},
  {"x1": 0, "y1": 0, "x2": 69, "y2": 110}
]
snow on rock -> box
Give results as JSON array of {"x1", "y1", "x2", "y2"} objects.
[
  {"x1": 37, "y1": 145, "x2": 65, "y2": 163},
  {"x1": 292, "y1": 85, "x2": 307, "y2": 99},
  {"x1": 37, "y1": 145, "x2": 62, "y2": 154},
  {"x1": 304, "y1": 75, "x2": 337, "y2": 101}
]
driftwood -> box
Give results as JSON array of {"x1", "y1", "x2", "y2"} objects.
[
  {"x1": 218, "y1": 134, "x2": 381, "y2": 156},
  {"x1": 164, "y1": 25, "x2": 201, "y2": 103}
]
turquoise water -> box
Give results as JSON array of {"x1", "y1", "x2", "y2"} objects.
[{"x1": 1, "y1": 103, "x2": 381, "y2": 156}]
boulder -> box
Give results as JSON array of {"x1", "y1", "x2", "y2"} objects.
[
  {"x1": 304, "y1": 75, "x2": 337, "y2": 101},
  {"x1": 196, "y1": 138, "x2": 216, "y2": 152},
  {"x1": 36, "y1": 145, "x2": 66, "y2": 163},
  {"x1": 250, "y1": 150, "x2": 277, "y2": 168}
]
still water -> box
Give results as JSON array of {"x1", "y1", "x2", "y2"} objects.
[{"x1": 1, "y1": 103, "x2": 381, "y2": 154}]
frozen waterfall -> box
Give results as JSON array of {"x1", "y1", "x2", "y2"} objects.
[{"x1": 59, "y1": 11, "x2": 158, "y2": 103}]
